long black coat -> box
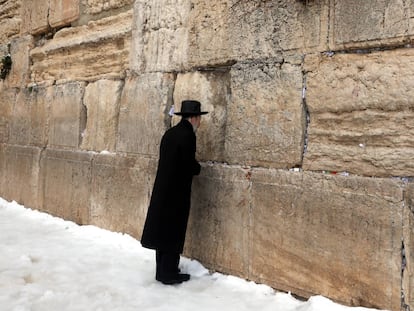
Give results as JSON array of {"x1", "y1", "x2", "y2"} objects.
[{"x1": 141, "y1": 119, "x2": 201, "y2": 253}]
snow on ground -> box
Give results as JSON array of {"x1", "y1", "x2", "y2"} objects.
[{"x1": 0, "y1": 198, "x2": 387, "y2": 311}]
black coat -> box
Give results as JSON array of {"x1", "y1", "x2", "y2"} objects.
[{"x1": 141, "y1": 119, "x2": 201, "y2": 253}]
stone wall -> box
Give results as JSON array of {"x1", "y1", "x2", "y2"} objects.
[{"x1": 0, "y1": 1, "x2": 413, "y2": 310}]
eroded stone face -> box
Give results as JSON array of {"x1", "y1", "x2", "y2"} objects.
[
  {"x1": 0, "y1": 0, "x2": 21, "y2": 43},
  {"x1": 404, "y1": 183, "x2": 414, "y2": 310},
  {"x1": 84, "y1": 0, "x2": 134, "y2": 15},
  {"x1": 304, "y1": 49, "x2": 414, "y2": 177},
  {"x1": 49, "y1": 0, "x2": 80, "y2": 28},
  {"x1": 225, "y1": 60, "x2": 305, "y2": 168}
]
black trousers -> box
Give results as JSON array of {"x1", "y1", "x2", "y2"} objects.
[{"x1": 156, "y1": 250, "x2": 180, "y2": 279}]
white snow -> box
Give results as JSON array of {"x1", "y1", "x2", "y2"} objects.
[{"x1": 0, "y1": 198, "x2": 388, "y2": 311}]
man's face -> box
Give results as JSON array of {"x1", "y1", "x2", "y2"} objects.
[{"x1": 190, "y1": 115, "x2": 202, "y2": 132}]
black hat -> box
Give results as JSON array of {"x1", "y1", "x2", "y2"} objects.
[{"x1": 174, "y1": 100, "x2": 208, "y2": 116}]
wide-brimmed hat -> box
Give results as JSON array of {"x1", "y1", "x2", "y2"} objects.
[{"x1": 174, "y1": 100, "x2": 208, "y2": 116}]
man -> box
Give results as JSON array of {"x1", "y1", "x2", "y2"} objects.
[{"x1": 141, "y1": 100, "x2": 208, "y2": 285}]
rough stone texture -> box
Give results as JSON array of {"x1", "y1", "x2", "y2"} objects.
[
  {"x1": 40, "y1": 149, "x2": 92, "y2": 224},
  {"x1": 173, "y1": 71, "x2": 230, "y2": 162},
  {"x1": 20, "y1": 0, "x2": 49, "y2": 35},
  {"x1": 49, "y1": 0, "x2": 80, "y2": 28},
  {"x1": 225, "y1": 60, "x2": 305, "y2": 168},
  {"x1": 304, "y1": 49, "x2": 414, "y2": 177},
  {"x1": 81, "y1": 79, "x2": 123, "y2": 152},
  {"x1": 250, "y1": 169, "x2": 403, "y2": 310},
  {"x1": 330, "y1": 0, "x2": 412, "y2": 50},
  {"x1": 0, "y1": 0, "x2": 21, "y2": 43},
  {"x1": 404, "y1": 183, "x2": 414, "y2": 310},
  {"x1": 117, "y1": 73, "x2": 175, "y2": 156},
  {"x1": 84, "y1": 0, "x2": 134, "y2": 15},
  {"x1": 0, "y1": 145, "x2": 41, "y2": 210},
  {"x1": 9, "y1": 87, "x2": 50, "y2": 147},
  {"x1": 6, "y1": 35, "x2": 33, "y2": 88},
  {"x1": 185, "y1": 164, "x2": 251, "y2": 277},
  {"x1": 30, "y1": 10, "x2": 132, "y2": 83},
  {"x1": 0, "y1": 85, "x2": 17, "y2": 143},
  {"x1": 49, "y1": 82, "x2": 86, "y2": 149},
  {"x1": 90, "y1": 153, "x2": 156, "y2": 238}
]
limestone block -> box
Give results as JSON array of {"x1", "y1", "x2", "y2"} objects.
[
  {"x1": 131, "y1": 0, "x2": 192, "y2": 73},
  {"x1": 330, "y1": 0, "x2": 410, "y2": 50},
  {"x1": 0, "y1": 85, "x2": 17, "y2": 143},
  {"x1": 250, "y1": 169, "x2": 403, "y2": 310},
  {"x1": 90, "y1": 153, "x2": 156, "y2": 238},
  {"x1": 225, "y1": 60, "x2": 305, "y2": 168},
  {"x1": 30, "y1": 10, "x2": 132, "y2": 83},
  {"x1": 49, "y1": 0, "x2": 80, "y2": 28},
  {"x1": 9, "y1": 87, "x2": 50, "y2": 147},
  {"x1": 0, "y1": 145, "x2": 41, "y2": 209},
  {"x1": 304, "y1": 49, "x2": 414, "y2": 177},
  {"x1": 84, "y1": 0, "x2": 134, "y2": 14},
  {"x1": 0, "y1": 0, "x2": 21, "y2": 43},
  {"x1": 49, "y1": 82, "x2": 86, "y2": 149},
  {"x1": 185, "y1": 164, "x2": 251, "y2": 277},
  {"x1": 7, "y1": 35, "x2": 33, "y2": 88},
  {"x1": 40, "y1": 149, "x2": 92, "y2": 224},
  {"x1": 117, "y1": 73, "x2": 175, "y2": 156},
  {"x1": 173, "y1": 71, "x2": 230, "y2": 162},
  {"x1": 404, "y1": 183, "x2": 414, "y2": 310},
  {"x1": 81, "y1": 79, "x2": 123, "y2": 152},
  {"x1": 20, "y1": 0, "x2": 49, "y2": 35}
]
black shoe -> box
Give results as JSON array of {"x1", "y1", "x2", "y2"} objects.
[{"x1": 156, "y1": 273, "x2": 190, "y2": 285}]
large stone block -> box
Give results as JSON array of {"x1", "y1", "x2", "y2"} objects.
[
  {"x1": 117, "y1": 73, "x2": 175, "y2": 156},
  {"x1": 81, "y1": 79, "x2": 123, "y2": 152},
  {"x1": 185, "y1": 164, "x2": 251, "y2": 277},
  {"x1": 330, "y1": 0, "x2": 411, "y2": 50},
  {"x1": 90, "y1": 153, "x2": 156, "y2": 238},
  {"x1": 49, "y1": 0, "x2": 80, "y2": 28},
  {"x1": 225, "y1": 60, "x2": 305, "y2": 168},
  {"x1": 0, "y1": 145, "x2": 41, "y2": 209},
  {"x1": 403, "y1": 182, "x2": 414, "y2": 310},
  {"x1": 40, "y1": 149, "x2": 92, "y2": 224},
  {"x1": 0, "y1": 85, "x2": 17, "y2": 143},
  {"x1": 30, "y1": 11, "x2": 132, "y2": 83},
  {"x1": 6, "y1": 35, "x2": 33, "y2": 88},
  {"x1": 0, "y1": 0, "x2": 21, "y2": 43},
  {"x1": 304, "y1": 49, "x2": 414, "y2": 177},
  {"x1": 131, "y1": 0, "x2": 191, "y2": 73},
  {"x1": 20, "y1": 0, "x2": 49, "y2": 35},
  {"x1": 9, "y1": 87, "x2": 50, "y2": 147},
  {"x1": 49, "y1": 82, "x2": 86, "y2": 149},
  {"x1": 250, "y1": 169, "x2": 403, "y2": 310},
  {"x1": 173, "y1": 71, "x2": 230, "y2": 162}
]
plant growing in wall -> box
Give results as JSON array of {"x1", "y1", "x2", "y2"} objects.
[{"x1": 1, "y1": 54, "x2": 12, "y2": 80}]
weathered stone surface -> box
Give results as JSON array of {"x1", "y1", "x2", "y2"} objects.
[
  {"x1": 9, "y1": 87, "x2": 50, "y2": 147},
  {"x1": 0, "y1": 145, "x2": 41, "y2": 209},
  {"x1": 81, "y1": 79, "x2": 123, "y2": 152},
  {"x1": 20, "y1": 0, "x2": 49, "y2": 35},
  {"x1": 117, "y1": 73, "x2": 174, "y2": 156},
  {"x1": 90, "y1": 153, "x2": 156, "y2": 238},
  {"x1": 0, "y1": 0, "x2": 21, "y2": 43},
  {"x1": 49, "y1": 82, "x2": 86, "y2": 149},
  {"x1": 49, "y1": 0, "x2": 80, "y2": 28},
  {"x1": 40, "y1": 149, "x2": 92, "y2": 224},
  {"x1": 0, "y1": 85, "x2": 17, "y2": 143},
  {"x1": 30, "y1": 10, "x2": 132, "y2": 83},
  {"x1": 250, "y1": 169, "x2": 403, "y2": 310},
  {"x1": 131, "y1": 0, "x2": 191, "y2": 73},
  {"x1": 185, "y1": 164, "x2": 251, "y2": 277},
  {"x1": 84, "y1": 0, "x2": 133, "y2": 14},
  {"x1": 7, "y1": 35, "x2": 33, "y2": 88},
  {"x1": 225, "y1": 60, "x2": 305, "y2": 168},
  {"x1": 304, "y1": 49, "x2": 414, "y2": 177},
  {"x1": 173, "y1": 71, "x2": 230, "y2": 162},
  {"x1": 404, "y1": 182, "x2": 414, "y2": 310},
  {"x1": 330, "y1": 0, "x2": 411, "y2": 50}
]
